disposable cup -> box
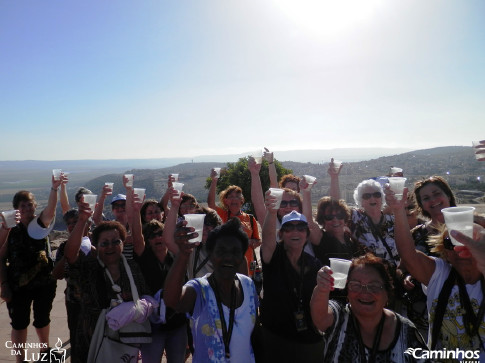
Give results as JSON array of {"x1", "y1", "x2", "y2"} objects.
[
  {"x1": 268, "y1": 188, "x2": 284, "y2": 210},
  {"x1": 171, "y1": 174, "x2": 179, "y2": 181},
  {"x1": 441, "y1": 206, "x2": 475, "y2": 246},
  {"x1": 473, "y1": 141, "x2": 485, "y2": 161},
  {"x1": 83, "y1": 194, "x2": 97, "y2": 212},
  {"x1": 331, "y1": 160, "x2": 342, "y2": 172},
  {"x1": 329, "y1": 258, "x2": 352, "y2": 289},
  {"x1": 303, "y1": 175, "x2": 316, "y2": 186},
  {"x1": 1, "y1": 210, "x2": 19, "y2": 228},
  {"x1": 213, "y1": 168, "x2": 221, "y2": 179},
  {"x1": 184, "y1": 214, "x2": 205, "y2": 243},
  {"x1": 388, "y1": 177, "x2": 407, "y2": 200},
  {"x1": 172, "y1": 182, "x2": 184, "y2": 199},
  {"x1": 124, "y1": 174, "x2": 134, "y2": 187},
  {"x1": 250, "y1": 149, "x2": 263, "y2": 164},
  {"x1": 133, "y1": 188, "x2": 146, "y2": 201},
  {"x1": 389, "y1": 167, "x2": 403, "y2": 176},
  {"x1": 52, "y1": 169, "x2": 62, "y2": 181},
  {"x1": 105, "y1": 182, "x2": 114, "y2": 192}
]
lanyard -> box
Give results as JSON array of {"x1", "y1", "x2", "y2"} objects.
[
  {"x1": 208, "y1": 274, "x2": 237, "y2": 359},
  {"x1": 352, "y1": 310, "x2": 386, "y2": 363},
  {"x1": 192, "y1": 244, "x2": 210, "y2": 278}
]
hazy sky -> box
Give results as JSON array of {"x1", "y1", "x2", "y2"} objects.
[{"x1": 1, "y1": 0, "x2": 484, "y2": 161}]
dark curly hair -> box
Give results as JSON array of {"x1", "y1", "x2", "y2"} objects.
[
  {"x1": 205, "y1": 217, "x2": 249, "y2": 256},
  {"x1": 92, "y1": 221, "x2": 127, "y2": 247},
  {"x1": 347, "y1": 253, "x2": 394, "y2": 297}
]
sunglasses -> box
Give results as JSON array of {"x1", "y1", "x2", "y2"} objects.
[
  {"x1": 443, "y1": 237, "x2": 455, "y2": 250},
  {"x1": 280, "y1": 200, "x2": 299, "y2": 208},
  {"x1": 99, "y1": 239, "x2": 122, "y2": 248},
  {"x1": 348, "y1": 281, "x2": 384, "y2": 294},
  {"x1": 323, "y1": 213, "x2": 346, "y2": 221},
  {"x1": 362, "y1": 192, "x2": 382, "y2": 200},
  {"x1": 281, "y1": 223, "x2": 308, "y2": 232}
]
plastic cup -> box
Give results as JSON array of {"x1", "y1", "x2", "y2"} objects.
[
  {"x1": 172, "y1": 182, "x2": 184, "y2": 199},
  {"x1": 52, "y1": 169, "x2": 62, "y2": 181},
  {"x1": 83, "y1": 194, "x2": 97, "y2": 211},
  {"x1": 1, "y1": 210, "x2": 19, "y2": 228},
  {"x1": 389, "y1": 167, "x2": 403, "y2": 176},
  {"x1": 329, "y1": 258, "x2": 352, "y2": 289},
  {"x1": 213, "y1": 168, "x2": 221, "y2": 179},
  {"x1": 133, "y1": 188, "x2": 146, "y2": 201},
  {"x1": 388, "y1": 177, "x2": 407, "y2": 200},
  {"x1": 171, "y1": 173, "x2": 179, "y2": 181},
  {"x1": 105, "y1": 182, "x2": 114, "y2": 193},
  {"x1": 441, "y1": 206, "x2": 475, "y2": 246},
  {"x1": 124, "y1": 174, "x2": 134, "y2": 187},
  {"x1": 268, "y1": 188, "x2": 284, "y2": 210},
  {"x1": 184, "y1": 214, "x2": 205, "y2": 243},
  {"x1": 303, "y1": 175, "x2": 316, "y2": 186},
  {"x1": 250, "y1": 149, "x2": 263, "y2": 164},
  {"x1": 331, "y1": 160, "x2": 342, "y2": 172},
  {"x1": 473, "y1": 141, "x2": 485, "y2": 161}
]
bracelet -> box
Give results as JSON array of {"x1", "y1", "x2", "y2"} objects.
[{"x1": 51, "y1": 187, "x2": 58, "y2": 192}]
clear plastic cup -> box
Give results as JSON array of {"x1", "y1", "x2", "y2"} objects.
[
  {"x1": 172, "y1": 182, "x2": 184, "y2": 199},
  {"x1": 472, "y1": 141, "x2": 485, "y2": 161},
  {"x1": 268, "y1": 188, "x2": 284, "y2": 209},
  {"x1": 83, "y1": 194, "x2": 97, "y2": 212},
  {"x1": 389, "y1": 167, "x2": 403, "y2": 176},
  {"x1": 133, "y1": 188, "x2": 146, "y2": 201},
  {"x1": 184, "y1": 214, "x2": 205, "y2": 243},
  {"x1": 329, "y1": 258, "x2": 352, "y2": 289},
  {"x1": 1, "y1": 210, "x2": 19, "y2": 228},
  {"x1": 250, "y1": 149, "x2": 263, "y2": 164},
  {"x1": 388, "y1": 177, "x2": 407, "y2": 200},
  {"x1": 52, "y1": 169, "x2": 62, "y2": 181},
  {"x1": 171, "y1": 173, "x2": 179, "y2": 181},
  {"x1": 124, "y1": 174, "x2": 134, "y2": 187},
  {"x1": 331, "y1": 160, "x2": 342, "y2": 172},
  {"x1": 303, "y1": 175, "x2": 317, "y2": 186},
  {"x1": 441, "y1": 206, "x2": 475, "y2": 246},
  {"x1": 105, "y1": 182, "x2": 114, "y2": 194},
  {"x1": 213, "y1": 168, "x2": 221, "y2": 179}
]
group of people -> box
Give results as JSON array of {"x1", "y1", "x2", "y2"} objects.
[{"x1": 0, "y1": 150, "x2": 484, "y2": 363}]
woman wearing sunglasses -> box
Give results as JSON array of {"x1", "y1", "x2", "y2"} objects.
[
  {"x1": 386, "y1": 188, "x2": 485, "y2": 359},
  {"x1": 311, "y1": 253, "x2": 428, "y2": 362},
  {"x1": 260, "y1": 201, "x2": 325, "y2": 362}
]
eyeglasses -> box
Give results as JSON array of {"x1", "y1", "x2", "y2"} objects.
[
  {"x1": 323, "y1": 213, "x2": 346, "y2": 221},
  {"x1": 98, "y1": 239, "x2": 122, "y2": 248},
  {"x1": 149, "y1": 231, "x2": 163, "y2": 239},
  {"x1": 348, "y1": 281, "x2": 384, "y2": 294},
  {"x1": 226, "y1": 195, "x2": 242, "y2": 200},
  {"x1": 281, "y1": 223, "x2": 308, "y2": 232},
  {"x1": 279, "y1": 200, "x2": 300, "y2": 208},
  {"x1": 443, "y1": 237, "x2": 454, "y2": 250},
  {"x1": 112, "y1": 203, "x2": 126, "y2": 209},
  {"x1": 362, "y1": 192, "x2": 382, "y2": 200}
]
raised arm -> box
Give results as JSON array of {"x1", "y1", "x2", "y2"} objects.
[
  {"x1": 261, "y1": 191, "x2": 278, "y2": 264},
  {"x1": 127, "y1": 188, "x2": 145, "y2": 257},
  {"x1": 328, "y1": 158, "x2": 342, "y2": 200},
  {"x1": 263, "y1": 148, "x2": 278, "y2": 188},
  {"x1": 163, "y1": 190, "x2": 183, "y2": 255},
  {"x1": 39, "y1": 175, "x2": 63, "y2": 228},
  {"x1": 160, "y1": 174, "x2": 175, "y2": 214},
  {"x1": 310, "y1": 266, "x2": 335, "y2": 332},
  {"x1": 300, "y1": 179, "x2": 323, "y2": 246},
  {"x1": 93, "y1": 184, "x2": 112, "y2": 226},
  {"x1": 64, "y1": 203, "x2": 91, "y2": 264},
  {"x1": 163, "y1": 224, "x2": 198, "y2": 313},
  {"x1": 207, "y1": 169, "x2": 218, "y2": 209},
  {"x1": 60, "y1": 173, "x2": 71, "y2": 215},
  {"x1": 249, "y1": 157, "x2": 266, "y2": 223},
  {"x1": 384, "y1": 187, "x2": 435, "y2": 285}
]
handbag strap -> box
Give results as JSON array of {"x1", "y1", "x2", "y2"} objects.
[{"x1": 98, "y1": 254, "x2": 139, "y2": 302}]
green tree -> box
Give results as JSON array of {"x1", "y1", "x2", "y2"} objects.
[{"x1": 205, "y1": 157, "x2": 293, "y2": 214}]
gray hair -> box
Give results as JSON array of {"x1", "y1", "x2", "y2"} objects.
[{"x1": 353, "y1": 179, "x2": 385, "y2": 209}]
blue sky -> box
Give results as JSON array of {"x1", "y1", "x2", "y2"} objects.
[{"x1": 1, "y1": 0, "x2": 484, "y2": 160}]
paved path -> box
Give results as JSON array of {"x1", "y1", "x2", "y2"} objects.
[{"x1": 0, "y1": 279, "x2": 71, "y2": 362}]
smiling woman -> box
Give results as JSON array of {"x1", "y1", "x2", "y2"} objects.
[{"x1": 270, "y1": 0, "x2": 386, "y2": 37}]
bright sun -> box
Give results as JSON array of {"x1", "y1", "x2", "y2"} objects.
[{"x1": 271, "y1": 0, "x2": 386, "y2": 38}]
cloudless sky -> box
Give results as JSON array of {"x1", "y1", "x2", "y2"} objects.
[{"x1": 1, "y1": 0, "x2": 484, "y2": 160}]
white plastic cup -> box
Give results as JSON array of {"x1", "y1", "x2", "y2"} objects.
[
  {"x1": 473, "y1": 141, "x2": 485, "y2": 161},
  {"x1": 250, "y1": 149, "x2": 263, "y2": 164},
  {"x1": 172, "y1": 182, "x2": 184, "y2": 199},
  {"x1": 133, "y1": 188, "x2": 146, "y2": 201},
  {"x1": 331, "y1": 160, "x2": 342, "y2": 172},
  {"x1": 329, "y1": 258, "x2": 352, "y2": 289},
  {"x1": 83, "y1": 194, "x2": 97, "y2": 212},
  {"x1": 184, "y1": 214, "x2": 205, "y2": 243},
  {"x1": 124, "y1": 174, "x2": 134, "y2": 187},
  {"x1": 441, "y1": 206, "x2": 475, "y2": 246},
  {"x1": 105, "y1": 182, "x2": 114, "y2": 193},
  {"x1": 388, "y1": 177, "x2": 407, "y2": 200},
  {"x1": 52, "y1": 169, "x2": 62, "y2": 181},
  {"x1": 213, "y1": 168, "x2": 221, "y2": 179},
  {"x1": 303, "y1": 175, "x2": 317, "y2": 186},
  {"x1": 389, "y1": 167, "x2": 403, "y2": 176},
  {"x1": 171, "y1": 173, "x2": 179, "y2": 181},
  {"x1": 268, "y1": 188, "x2": 284, "y2": 210},
  {"x1": 1, "y1": 210, "x2": 19, "y2": 228}
]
